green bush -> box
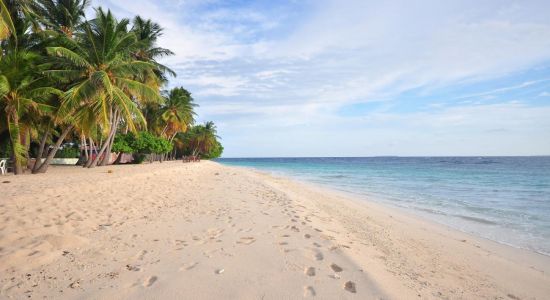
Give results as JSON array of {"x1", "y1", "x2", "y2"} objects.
[{"x1": 111, "y1": 132, "x2": 173, "y2": 163}]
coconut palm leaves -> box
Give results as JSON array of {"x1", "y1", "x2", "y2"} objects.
[
  {"x1": 0, "y1": 0, "x2": 16, "y2": 42},
  {"x1": 131, "y1": 16, "x2": 175, "y2": 82},
  {"x1": 160, "y1": 87, "x2": 196, "y2": 140},
  {"x1": 32, "y1": 0, "x2": 90, "y2": 37}
]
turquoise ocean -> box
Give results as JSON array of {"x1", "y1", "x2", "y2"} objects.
[{"x1": 216, "y1": 157, "x2": 550, "y2": 256}]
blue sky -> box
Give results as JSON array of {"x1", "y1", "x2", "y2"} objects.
[{"x1": 92, "y1": 0, "x2": 550, "y2": 157}]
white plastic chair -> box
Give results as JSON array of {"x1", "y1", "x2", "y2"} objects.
[{"x1": 0, "y1": 159, "x2": 6, "y2": 175}]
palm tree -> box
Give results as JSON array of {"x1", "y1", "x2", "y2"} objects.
[
  {"x1": 156, "y1": 87, "x2": 196, "y2": 160},
  {"x1": 27, "y1": 0, "x2": 90, "y2": 173},
  {"x1": 186, "y1": 121, "x2": 219, "y2": 157},
  {"x1": 0, "y1": 50, "x2": 59, "y2": 174},
  {"x1": 160, "y1": 87, "x2": 196, "y2": 141},
  {"x1": 45, "y1": 8, "x2": 162, "y2": 168}
]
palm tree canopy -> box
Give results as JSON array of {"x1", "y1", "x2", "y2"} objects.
[
  {"x1": 159, "y1": 86, "x2": 197, "y2": 136},
  {"x1": 45, "y1": 8, "x2": 162, "y2": 133},
  {"x1": 131, "y1": 15, "x2": 175, "y2": 80},
  {"x1": 32, "y1": 0, "x2": 90, "y2": 37}
]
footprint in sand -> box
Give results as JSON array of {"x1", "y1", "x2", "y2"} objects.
[
  {"x1": 290, "y1": 226, "x2": 300, "y2": 232},
  {"x1": 330, "y1": 264, "x2": 343, "y2": 272},
  {"x1": 304, "y1": 267, "x2": 316, "y2": 276},
  {"x1": 179, "y1": 262, "x2": 198, "y2": 271},
  {"x1": 143, "y1": 276, "x2": 157, "y2": 287},
  {"x1": 126, "y1": 264, "x2": 141, "y2": 271},
  {"x1": 344, "y1": 281, "x2": 356, "y2": 293},
  {"x1": 135, "y1": 250, "x2": 147, "y2": 261},
  {"x1": 309, "y1": 250, "x2": 323, "y2": 261},
  {"x1": 304, "y1": 234, "x2": 311, "y2": 239},
  {"x1": 237, "y1": 237, "x2": 256, "y2": 245},
  {"x1": 303, "y1": 286, "x2": 316, "y2": 297}
]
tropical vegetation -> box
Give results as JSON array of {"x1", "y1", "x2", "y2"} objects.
[{"x1": 0, "y1": 0, "x2": 222, "y2": 175}]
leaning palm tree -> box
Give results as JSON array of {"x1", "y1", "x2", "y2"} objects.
[
  {"x1": 0, "y1": 50, "x2": 59, "y2": 174},
  {"x1": 45, "y1": 8, "x2": 162, "y2": 168},
  {"x1": 95, "y1": 16, "x2": 174, "y2": 166}
]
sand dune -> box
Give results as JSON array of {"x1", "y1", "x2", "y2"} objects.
[{"x1": 0, "y1": 161, "x2": 549, "y2": 299}]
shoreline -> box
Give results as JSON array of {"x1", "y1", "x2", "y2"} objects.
[
  {"x1": 1, "y1": 161, "x2": 549, "y2": 299},
  {"x1": 222, "y1": 163, "x2": 550, "y2": 258},
  {"x1": 244, "y1": 165, "x2": 550, "y2": 297}
]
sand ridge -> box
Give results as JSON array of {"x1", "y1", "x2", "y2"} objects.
[{"x1": 0, "y1": 161, "x2": 549, "y2": 299}]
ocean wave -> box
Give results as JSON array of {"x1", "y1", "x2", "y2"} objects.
[
  {"x1": 454, "y1": 214, "x2": 497, "y2": 225},
  {"x1": 320, "y1": 174, "x2": 348, "y2": 179}
]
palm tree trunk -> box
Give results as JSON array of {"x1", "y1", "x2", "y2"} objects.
[
  {"x1": 32, "y1": 126, "x2": 51, "y2": 172},
  {"x1": 89, "y1": 123, "x2": 117, "y2": 168},
  {"x1": 33, "y1": 125, "x2": 74, "y2": 174},
  {"x1": 84, "y1": 138, "x2": 95, "y2": 167},
  {"x1": 113, "y1": 152, "x2": 123, "y2": 164},
  {"x1": 100, "y1": 110, "x2": 119, "y2": 166},
  {"x1": 22, "y1": 128, "x2": 30, "y2": 168},
  {"x1": 8, "y1": 111, "x2": 23, "y2": 175},
  {"x1": 82, "y1": 134, "x2": 88, "y2": 161}
]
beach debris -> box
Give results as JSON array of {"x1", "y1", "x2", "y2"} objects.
[
  {"x1": 107, "y1": 170, "x2": 113, "y2": 174},
  {"x1": 215, "y1": 268, "x2": 224, "y2": 274},
  {"x1": 344, "y1": 281, "x2": 356, "y2": 293},
  {"x1": 330, "y1": 273, "x2": 341, "y2": 279},
  {"x1": 2, "y1": 181, "x2": 10, "y2": 183}
]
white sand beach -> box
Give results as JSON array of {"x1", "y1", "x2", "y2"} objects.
[{"x1": 0, "y1": 161, "x2": 549, "y2": 299}]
